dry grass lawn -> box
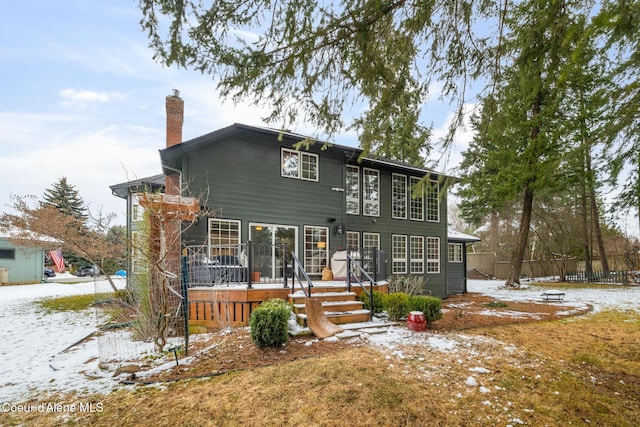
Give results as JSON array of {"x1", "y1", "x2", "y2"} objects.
[{"x1": 2, "y1": 293, "x2": 639, "y2": 426}]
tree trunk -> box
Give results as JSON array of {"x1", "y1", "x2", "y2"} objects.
[
  {"x1": 590, "y1": 188, "x2": 609, "y2": 273},
  {"x1": 580, "y1": 163, "x2": 592, "y2": 275},
  {"x1": 490, "y1": 209, "x2": 500, "y2": 256},
  {"x1": 504, "y1": 185, "x2": 534, "y2": 288}
]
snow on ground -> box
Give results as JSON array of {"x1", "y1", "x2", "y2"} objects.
[{"x1": 0, "y1": 278, "x2": 638, "y2": 405}]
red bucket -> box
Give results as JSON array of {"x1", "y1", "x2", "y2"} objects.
[{"x1": 407, "y1": 311, "x2": 427, "y2": 332}]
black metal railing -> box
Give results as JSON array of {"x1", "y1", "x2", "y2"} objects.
[
  {"x1": 290, "y1": 251, "x2": 313, "y2": 297},
  {"x1": 565, "y1": 270, "x2": 629, "y2": 284},
  {"x1": 183, "y1": 241, "x2": 290, "y2": 289},
  {"x1": 346, "y1": 248, "x2": 381, "y2": 321}
]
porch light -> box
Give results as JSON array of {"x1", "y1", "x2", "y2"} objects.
[
  {"x1": 255, "y1": 226, "x2": 263, "y2": 231},
  {"x1": 317, "y1": 242, "x2": 326, "y2": 249}
]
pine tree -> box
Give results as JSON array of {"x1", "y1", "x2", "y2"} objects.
[{"x1": 42, "y1": 177, "x2": 89, "y2": 223}]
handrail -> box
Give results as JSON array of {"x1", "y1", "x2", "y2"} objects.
[
  {"x1": 346, "y1": 250, "x2": 377, "y2": 321},
  {"x1": 290, "y1": 251, "x2": 313, "y2": 298}
]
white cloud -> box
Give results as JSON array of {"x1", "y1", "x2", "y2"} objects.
[{"x1": 59, "y1": 88, "x2": 126, "y2": 103}]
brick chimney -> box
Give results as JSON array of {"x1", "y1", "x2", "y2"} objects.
[
  {"x1": 166, "y1": 89, "x2": 184, "y2": 148},
  {"x1": 165, "y1": 90, "x2": 183, "y2": 196}
]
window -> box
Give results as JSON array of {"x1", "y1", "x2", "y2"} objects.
[
  {"x1": 449, "y1": 243, "x2": 463, "y2": 263},
  {"x1": 0, "y1": 249, "x2": 15, "y2": 259},
  {"x1": 346, "y1": 231, "x2": 360, "y2": 250},
  {"x1": 426, "y1": 179, "x2": 440, "y2": 222},
  {"x1": 346, "y1": 165, "x2": 360, "y2": 215},
  {"x1": 363, "y1": 168, "x2": 380, "y2": 217},
  {"x1": 132, "y1": 194, "x2": 145, "y2": 222},
  {"x1": 409, "y1": 176, "x2": 424, "y2": 221},
  {"x1": 392, "y1": 235, "x2": 407, "y2": 274},
  {"x1": 281, "y1": 148, "x2": 318, "y2": 181},
  {"x1": 363, "y1": 232, "x2": 380, "y2": 249},
  {"x1": 427, "y1": 237, "x2": 440, "y2": 273},
  {"x1": 304, "y1": 226, "x2": 328, "y2": 274},
  {"x1": 131, "y1": 231, "x2": 147, "y2": 274},
  {"x1": 209, "y1": 219, "x2": 241, "y2": 258},
  {"x1": 392, "y1": 173, "x2": 407, "y2": 219},
  {"x1": 410, "y1": 236, "x2": 424, "y2": 274}
]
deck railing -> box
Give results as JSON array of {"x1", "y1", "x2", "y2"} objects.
[
  {"x1": 290, "y1": 251, "x2": 313, "y2": 297},
  {"x1": 346, "y1": 248, "x2": 381, "y2": 321},
  {"x1": 183, "y1": 241, "x2": 290, "y2": 288}
]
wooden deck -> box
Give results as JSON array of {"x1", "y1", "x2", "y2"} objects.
[{"x1": 187, "y1": 281, "x2": 388, "y2": 332}]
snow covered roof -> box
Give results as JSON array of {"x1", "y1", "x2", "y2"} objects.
[{"x1": 448, "y1": 228, "x2": 481, "y2": 243}]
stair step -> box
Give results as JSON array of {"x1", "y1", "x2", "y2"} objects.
[
  {"x1": 293, "y1": 300, "x2": 363, "y2": 314},
  {"x1": 296, "y1": 309, "x2": 372, "y2": 326},
  {"x1": 289, "y1": 291, "x2": 357, "y2": 303}
]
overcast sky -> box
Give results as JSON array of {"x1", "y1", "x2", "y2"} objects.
[{"x1": 0, "y1": 1, "x2": 476, "y2": 227}]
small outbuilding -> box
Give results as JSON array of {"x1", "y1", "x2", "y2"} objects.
[{"x1": 0, "y1": 237, "x2": 46, "y2": 285}]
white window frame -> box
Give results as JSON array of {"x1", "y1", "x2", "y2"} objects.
[
  {"x1": 346, "y1": 231, "x2": 360, "y2": 250},
  {"x1": 448, "y1": 242, "x2": 463, "y2": 263},
  {"x1": 132, "y1": 193, "x2": 145, "y2": 222},
  {"x1": 363, "y1": 168, "x2": 380, "y2": 217},
  {"x1": 392, "y1": 234, "x2": 407, "y2": 274},
  {"x1": 281, "y1": 148, "x2": 319, "y2": 182},
  {"x1": 209, "y1": 218, "x2": 241, "y2": 258},
  {"x1": 363, "y1": 232, "x2": 380, "y2": 249},
  {"x1": 426, "y1": 179, "x2": 440, "y2": 222},
  {"x1": 392, "y1": 173, "x2": 407, "y2": 219},
  {"x1": 346, "y1": 165, "x2": 360, "y2": 215},
  {"x1": 410, "y1": 235, "x2": 424, "y2": 274},
  {"x1": 409, "y1": 176, "x2": 424, "y2": 221},
  {"x1": 304, "y1": 226, "x2": 329, "y2": 274},
  {"x1": 427, "y1": 237, "x2": 440, "y2": 273},
  {"x1": 131, "y1": 230, "x2": 147, "y2": 274}
]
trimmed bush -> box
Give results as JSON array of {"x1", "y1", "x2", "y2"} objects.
[
  {"x1": 250, "y1": 299, "x2": 291, "y2": 348},
  {"x1": 359, "y1": 290, "x2": 385, "y2": 314},
  {"x1": 383, "y1": 292, "x2": 411, "y2": 321},
  {"x1": 409, "y1": 295, "x2": 443, "y2": 327}
]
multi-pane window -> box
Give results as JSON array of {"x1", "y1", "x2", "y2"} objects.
[
  {"x1": 448, "y1": 243, "x2": 463, "y2": 263},
  {"x1": 426, "y1": 179, "x2": 440, "y2": 222},
  {"x1": 346, "y1": 165, "x2": 360, "y2": 215},
  {"x1": 131, "y1": 231, "x2": 148, "y2": 274},
  {"x1": 363, "y1": 168, "x2": 380, "y2": 217},
  {"x1": 427, "y1": 237, "x2": 440, "y2": 273},
  {"x1": 409, "y1": 176, "x2": 424, "y2": 221},
  {"x1": 304, "y1": 226, "x2": 328, "y2": 274},
  {"x1": 281, "y1": 148, "x2": 318, "y2": 181},
  {"x1": 392, "y1": 173, "x2": 407, "y2": 219},
  {"x1": 132, "y1": 194, "x2": 145, "y2": 222},
  {"x1": 346, "y1": 231, "x2": 360, "y2": 250},
  {"x1": 209, "y1": 219, "x2": 241, "y2": 258},
  {"x1": 363, "y1": 232, "x2": 380, "y2": 249},
  {"x1": 410, "y1": 236, "x2": 424, "y2": 274},
  {"x1": 392, "y1": 235, "x2": 407, "y2": 274}
]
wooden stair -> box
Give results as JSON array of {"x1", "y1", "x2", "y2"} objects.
[{"x1": 289, "y1": 284, "x2": 372, "y2": 327}]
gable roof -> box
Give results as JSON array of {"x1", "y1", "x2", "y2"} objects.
[
  {"x1": 110, "y1": 174, "x2": 165, "y2": 199},
  {"x1": 159, "y1": 123, "x2": 449, "y2": 178}
]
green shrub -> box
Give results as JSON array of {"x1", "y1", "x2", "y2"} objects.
[
  {"x1": 383, "y1": 292, "x2": 411, "y2": 321},
  {"x1": 409, "y1": 295, "x2": 443, "y2": 327},
  {"x1": 359, "y1": 290, "x2": 385, "y2": 314},
  {"x1": 250, "y1": 299, "x2": 291, "y2": 348}
]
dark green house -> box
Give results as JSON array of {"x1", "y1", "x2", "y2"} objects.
[{"x1": 155, "y1": 122, "x2": 461, "y2": 297}]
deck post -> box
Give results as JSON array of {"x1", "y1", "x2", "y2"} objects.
[{"x1": 247, "y1": 240, "x2": 253, "y2": 289}]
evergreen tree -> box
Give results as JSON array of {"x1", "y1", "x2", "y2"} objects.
[
  {"x1": 458, "y1": 0, "x2": 591, "y2": 287},
  {"x1": 42, "y1": 177, "x2": 88, "y2": 223}
]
